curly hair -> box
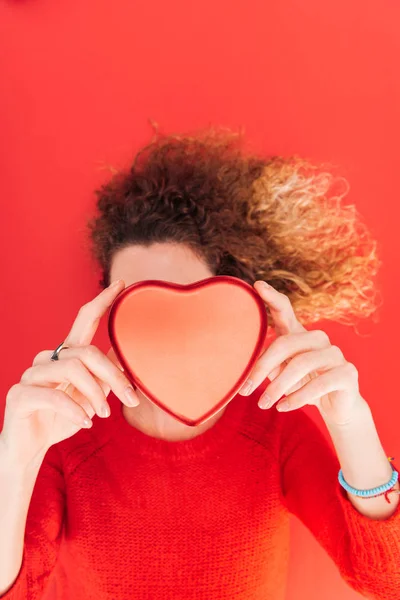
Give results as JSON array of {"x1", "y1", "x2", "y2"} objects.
[{"x1": 84, "y1": 122, "x2": 383, "y2": 334}]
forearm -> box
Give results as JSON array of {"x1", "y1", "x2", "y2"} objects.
[
  {"x1": 322, "y1": 399, "x2": 400, "y2": 521},
  {"x1": 0, "y1": 436, "x2": 46, "y2": 595}
]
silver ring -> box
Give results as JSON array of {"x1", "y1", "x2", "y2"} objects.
[{"x1": 50, "y1": 342, "x2": 70, "y2": 361}]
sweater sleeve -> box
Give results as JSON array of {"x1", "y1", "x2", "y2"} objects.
[
  {"x1": 279, "y1": 408, "x2": 400, "y2": 600},
  {"x1": 0, "y1": 443, "x2": 65, "y2": 600}
]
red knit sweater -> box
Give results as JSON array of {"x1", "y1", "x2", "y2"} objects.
[{"x1": 2, "y1": 385, "x2": 400, "y2": 600}]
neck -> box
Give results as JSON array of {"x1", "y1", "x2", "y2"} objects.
[{"x1": 122, "y1": 389, "x2": 227, "y2": 441}]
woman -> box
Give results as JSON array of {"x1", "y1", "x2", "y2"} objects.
[{"x1": 1, "y1": 125, "x2": 399, "y2": 600}]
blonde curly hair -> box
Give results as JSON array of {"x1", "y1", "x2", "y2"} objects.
[{"x1": 85, "y1": 122, "x2": 383, "y2": 335}]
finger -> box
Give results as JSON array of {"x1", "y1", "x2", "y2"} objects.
[
  {"x1": 7, "y1": 383, "x2": 94, "y2": 429},
  {"x1": 106, "y1": 347, "x2": 124, "y2": 372},
  {"x1": 254, "y1": 281, "x2": 306, "y2": 336},
  {"x1": 52, "y1": 374, "x2": 111, "y2": 423},
  {"x1": 239, "y1": 330, "x2": 331, "y2": 396},
  {"x1": 53, "y1": 380, "x2": 97, "y2": 422},
  {"x1": 31, "y1": 344, "x2": 139, "y2": 408},
  {"x1": 258, "y1": 346, "x2": 345, "y2": 408},
  {"x1": 64, "y1": 279, "x2": 125, "y2": 348},
  {"x1": 272, "y1": 363, "x2": 356, "y2": 412},
  {"x1": 21, "y1": 357, "x2": 112, "y2": 418},
  {"x1": 32, "y1": 351, "x2": 121, "y2": 406},
  {"x1": 65, "y1": 374, "x2": 111, "y2": 419}
]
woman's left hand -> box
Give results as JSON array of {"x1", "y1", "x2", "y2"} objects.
[{"x1": 238, "y1": 280, "x2": 366, "y2": 427}]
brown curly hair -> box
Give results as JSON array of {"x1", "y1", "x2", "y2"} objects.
[{"x1": 84, "y1": 122, "x2": 383, "y2": 334}]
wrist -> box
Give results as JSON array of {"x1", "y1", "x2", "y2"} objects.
[{"x1": 0, "y1": 433, "x2": 48, "y2": 477}]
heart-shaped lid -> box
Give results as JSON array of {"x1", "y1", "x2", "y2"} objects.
[{"x1": 108, "y1": 275, "x2": 267, "y2": 426}]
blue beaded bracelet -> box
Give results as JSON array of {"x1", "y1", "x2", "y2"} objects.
[{"x1": 338, "y1": 456, "x2": 399, "y2": 500}]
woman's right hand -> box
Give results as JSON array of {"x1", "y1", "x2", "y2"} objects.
[{"x1": 0, "y1": 279, "x2": 140, "y2": 467}]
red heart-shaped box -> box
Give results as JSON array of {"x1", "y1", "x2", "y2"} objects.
[{"x1": 108, "y1": 275, "x2": 268, "y2": 427}]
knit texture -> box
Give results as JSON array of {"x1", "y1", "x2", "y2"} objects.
[{"x1": 2, "y1": 385, "x2": 400, "y2": 600}]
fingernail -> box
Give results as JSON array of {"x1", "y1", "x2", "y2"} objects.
[
  {"x1": 101, "y1": 404, "x2": 111, "y2": 418},
  {"x1": 125, "y1": 387, "x2": 140, "y2": 407},
  {"x1": 239, "y1": 379, "x2": 253, "y2": 396},
  {"x1": 110, "y1": 279, "x2": 122, "y2": 288},
  {"x1": 259, "y1": 394, "x2": 272, "y2": 409}
]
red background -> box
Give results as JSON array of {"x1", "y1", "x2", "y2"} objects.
[{"x1": 1, "y1": 1, "x2": 399, "y2": 598}]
